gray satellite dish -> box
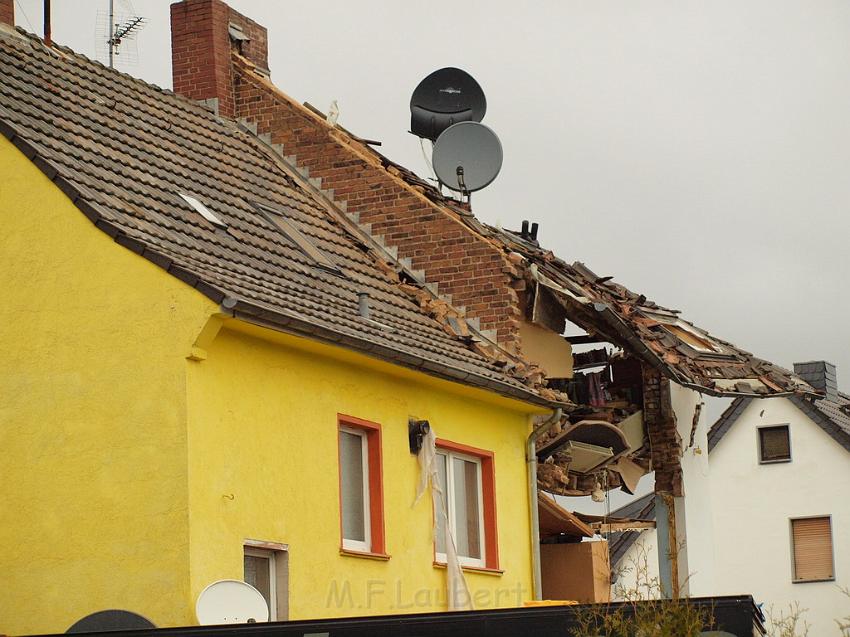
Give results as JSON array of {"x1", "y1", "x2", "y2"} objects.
[
  {"x1": 66, "y1": 610, "x2": 155, "y2": 633},
  {"x1": 196, "y1": 579, "x2": 269, "y2": 625},
  {"x1": 432, "y1": 121, "x2": 503, "y2": 193}
]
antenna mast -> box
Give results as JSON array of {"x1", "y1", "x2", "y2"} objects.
[
  {"x1": 103, "y1": 0, "x2": 147, "y2": 69},
  {"x1": 108, "y1": 0, "x2": 114, "y2": 68}
]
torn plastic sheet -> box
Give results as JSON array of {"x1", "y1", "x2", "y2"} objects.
[{"x1": 414, "y1": 427, "x2": 473, "y2": 610}]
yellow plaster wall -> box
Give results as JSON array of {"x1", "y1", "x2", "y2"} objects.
[
  {"x1": 0, "y1": 137, "x2": 217, "y2": 634},
  {"x1": 186, "y1": 323, "x2": 537, "y2": 619}
]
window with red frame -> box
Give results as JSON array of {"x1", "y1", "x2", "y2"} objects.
[
  {"x1": 337, "y1": 415, "x2": 386, "y2": 556},
  {"x1": 434, "y1": 440, "x2": 499, "y2": 570}
]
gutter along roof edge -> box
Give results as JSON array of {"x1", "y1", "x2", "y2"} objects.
[{"x1": 221, "y1": 296, "x2": 568, "y2": 409}]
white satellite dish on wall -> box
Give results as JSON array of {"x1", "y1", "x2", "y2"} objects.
[{"x1": 195, "y1": 579, "x2": 269, "y2": 625}]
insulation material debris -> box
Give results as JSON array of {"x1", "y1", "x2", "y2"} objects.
[{"x1": 414, "y1": 428, "x2": 473, "y2": 611}]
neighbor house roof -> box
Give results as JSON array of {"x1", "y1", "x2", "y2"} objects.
[
  {"x1": 605, "y1": 493, "x2": 656, "y2": 572},
  {"x1": 0, "y1": 26, "x2": 564, "y2": 407},
  {"x1": 708, "y1": 392, "x2": 850, "y2": 454}
]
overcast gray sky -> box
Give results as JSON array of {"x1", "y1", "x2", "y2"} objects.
[{"x1": 14, "y1": 1, "x2": 849, "y2": 412}]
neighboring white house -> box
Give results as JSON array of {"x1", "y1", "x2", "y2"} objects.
[
  {"x1": 608, "y1": 361, "x2": 849, "y2": 635},
  {"x1": 607, "y1": 493, "x2": 660, "y2": 601}
]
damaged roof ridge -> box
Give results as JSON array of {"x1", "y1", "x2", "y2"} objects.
[
  {"x1": 231, "y1": 53, "x2": 498, "y2": 243},
  {"x1": 230, "y1": 43, "x2": 810, "y2": 400}
]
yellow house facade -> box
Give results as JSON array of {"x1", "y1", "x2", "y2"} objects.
[{"x1": 0, "y1": 22, "x2": 564, "y2": 635}]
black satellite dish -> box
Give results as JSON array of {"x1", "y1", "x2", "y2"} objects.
[
  {"x1": 410, "y1": 67, "x2": 486, "y2": 141},
  {"x1": 432, "y1": 122, "x2": 503, "y2": 193},
  {"x1": 67, "y1": 610, "x2": 156, "y2": 633}
]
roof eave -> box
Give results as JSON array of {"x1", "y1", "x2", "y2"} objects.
[{"x1": 221, "y1": 297, "x2": 568, "y2": 410}]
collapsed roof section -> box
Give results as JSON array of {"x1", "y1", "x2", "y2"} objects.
[
  {"x1": 369, "y1": 155, "x2": 812, "y2": 400},
  {"x1": 214, "y1": 24, "x2": 812, "y2": 400}
]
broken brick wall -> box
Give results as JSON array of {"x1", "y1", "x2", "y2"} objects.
[
  {"x1": 170, "y1": 0, "x2": 236, "y2": 117},
  {"x1": 230, "y1": 60, "x2": 524, "y2": 351},
  {"x1": 643, "y1": 364, "x2": 683, "y2": 496},
  {"x1": 170, "y1": 0, "x2": 268, "y2": 119}
]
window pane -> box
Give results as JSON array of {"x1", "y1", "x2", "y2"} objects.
[
  {"x1": 244, "y1": 554, "x2": 272, "y2": 611},
  {"x1": 340, "y1": 431, "x2": 366, "y2": 542},
  {"x1": 452, "y1": 457, "x2": 481, "y2": 560},
  {"x1": 760, "y1": 426, "x2": 790, "y2": 461},
  {"x1": 435, "y1": 452, "x2": 448, "y2": 555}
]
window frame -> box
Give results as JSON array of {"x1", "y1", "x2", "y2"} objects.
[
  {"x1": 243, "y1": 541, "x2": 289, "y2": 621},
  {"x1": 434, "y1": 439, "x2": 500, "y2": 572},
  {"x1": 337, "y1": 415, "x2": 387, "y2": 558},
  {"x1": 758, "y1": 424, "x2": 792, "y2": 464},
  {"x1": 789, "y1": 515, "x2": 835, "y2": 583},
  {"x1": 253, "y1": 201, "x2": 344, "y2": 277}
]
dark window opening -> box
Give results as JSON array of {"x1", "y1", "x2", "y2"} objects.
[{"x1": 759, "y1": 425, "x2": 791, "y2": 463}]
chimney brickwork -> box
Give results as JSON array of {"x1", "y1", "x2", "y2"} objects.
[
  {"x1": 0, "y1": 0, "x2": 14, "y2": 26},
  {"x1": 170, "y1": 0, "x2": 523, "y2": 350},
  {"x1": 170, "y1": 0, "x2": 268, "y2": 118},
  {"x1": 794, "y1": 361, "x2": 838, "y2": 401}
]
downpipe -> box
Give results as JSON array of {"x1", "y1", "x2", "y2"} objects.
[{"x1": 527, "y1": 407, "x2": 563, "y2": 600}]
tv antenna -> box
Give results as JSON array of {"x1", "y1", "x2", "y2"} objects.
[
  {"x1": 409, "y1": 68, "x2": 502, "y2": 207},
  {"x1": 96, "y1": 0, "x2": 147, "y2": 69}
]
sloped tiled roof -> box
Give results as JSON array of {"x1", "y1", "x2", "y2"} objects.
[
  {"x1": 0, "y1": 27, "x2": 562, "y2": 407},
  {"x1": 605, "y1": 493, "x2": 656, "y2": 572},
  {"x1": 709, "y1": 392, "x2": 850, "y2": 454}
]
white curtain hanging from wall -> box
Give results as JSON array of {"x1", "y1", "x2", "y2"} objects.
[{"x1": 414, "y1": 428, "x2": 473, "y2": 611}]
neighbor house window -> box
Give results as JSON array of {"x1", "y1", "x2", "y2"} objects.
[
  {"x1": 434, "y1": 440, "x2": 499, "y2": 570},
  {"x1": 338, "y1": 415, "x2": 386, "y2": 556},
  {"x1": 243, "y1": 541, "x2": 289, "y2": 620},
  {"x1": 790, "y1": 516, "x2": 834, "y2": 582},
  {"x1": 759, "y1": 425, "x2": 791, "y2": 463}
]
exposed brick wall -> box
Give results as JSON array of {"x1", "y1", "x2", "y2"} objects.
[
  {"x1": 232, "y1": 64, "x2": 523, "y2": 350},
  {"x1": 169, "y1": 0, "x2": 523, "y2": 350},
  {"x1": 643, "y1": 365, "x2": 683, "y2": 496},
  {"x1": 226, "y1": 8, "x2": 268, "y2": 72},
  {"x1": 0, "y1": 0, "x2": 13, "y2": 26},
  {"x1": 170, "y1": 0, "x2": 268, "y2": 118}
]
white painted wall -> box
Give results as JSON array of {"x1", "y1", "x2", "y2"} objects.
[
  {"x1": 669, "y1": 382, "x2": 717, "y2": 597},
  {"x1": 710, "y1": 397, "x2": 850, "y2": 636},
  {"x1": 611, "y1": 529, "x2": 660, "y2": 601}
]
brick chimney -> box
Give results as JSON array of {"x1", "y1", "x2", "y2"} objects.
[
  {"x1": 794, "y1": 361, "x2": 838, "y2": 401},
  {"x1": 0, "y1": 0, "x2": 14, "y2": 27},
  {"x1": 170, "y1": 0, "x2": 269, "y2": 118}
]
